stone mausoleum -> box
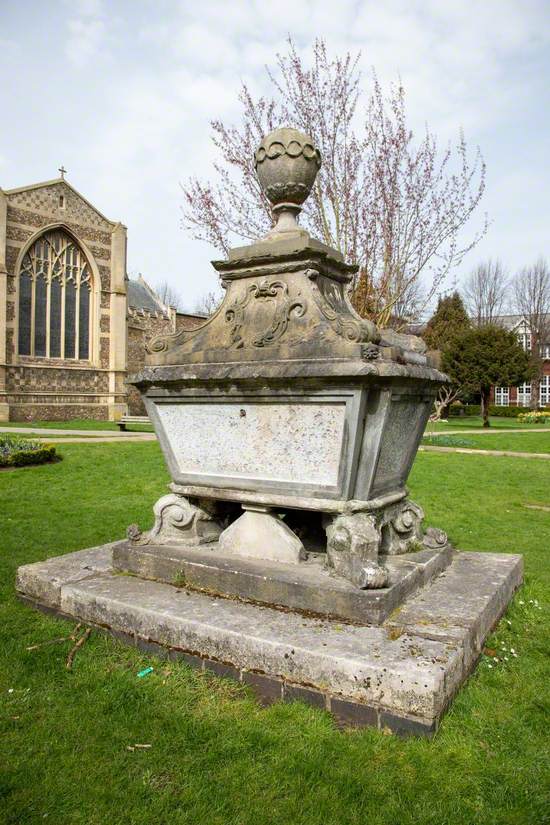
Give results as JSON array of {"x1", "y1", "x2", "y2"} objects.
[
  {"x1": 17, "y1": 129, "x2": 522, "y2": 735},
  {"x1": 0, "y1": 176, "x2": 203, "y2": 421}
]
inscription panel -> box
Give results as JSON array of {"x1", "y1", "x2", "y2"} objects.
[{"x1": 155, "y1": 400, "x2": 347, "y2": 488}]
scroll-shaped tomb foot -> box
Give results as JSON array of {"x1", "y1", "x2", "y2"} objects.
[
  {"x1": 127, "y1": 493, "x2": 222, "y2": 546},
  {"x1": 422, "y1": 526, "x2": 449, "y2": 550},
  {"x1": 381, "y1": 500, "x2": 425, "y2": 555},
  {"x1": 218, "y1": 505, "x2": 307, "y2": 564},
  {"x1": 325, "y1": 512, "x2": 389, "y2": 590},
  {"x1": 380, "y1": 499, "x2": 449, "y2": 555}
]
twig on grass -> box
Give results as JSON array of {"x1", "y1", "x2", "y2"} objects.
[
  {"x1": 66, "y1": 627, "x2": 92, "y2": 670},
  {"x1": 26, "y1": 636, "x2": 71, "y2": 651},
  {"x1": 26, "y1": 623, "x2": 82, "y2": 651}
]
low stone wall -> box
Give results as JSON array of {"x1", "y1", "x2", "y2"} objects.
[{"x1": 8, "y1": 403, "x2": 109, "y2": 422}]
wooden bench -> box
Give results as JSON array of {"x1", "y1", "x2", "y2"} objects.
[{"x1": 117, "y1": 415, "x2": 150, "y2": 431}]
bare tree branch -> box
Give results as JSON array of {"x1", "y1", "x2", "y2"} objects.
[
  {"x1": 513, "y1": 258, "x2": 550, "y2": 409},
  {"x1": 429, "y1": 385, "x2": 462, "y2": 422},
  {"x1": 462, "y1": 259, "x2": 509, "y2": 325},
  {"x1": 154, "y1": 280, "x2": 184, "y2": 312},
  {"x1": 194, "y1": 289, "x2": 223, "y2": 316}
]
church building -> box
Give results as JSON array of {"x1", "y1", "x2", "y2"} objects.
[{"x1": 0, "y1": 175, "x2": 203, "y2": 421}]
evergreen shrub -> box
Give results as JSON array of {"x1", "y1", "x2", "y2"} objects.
[{"x1": 0, "y1": 435, "x2": 57, "y2": 467}]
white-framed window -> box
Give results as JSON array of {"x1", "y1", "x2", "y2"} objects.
[
  {"x1": 517, "y1": 382, "x2": 532, "y2": 407},
  {"x1": 516, "y1": 321, "x2": 532, "y2": 353},
  {"x1": 540, "y1": 343, "x2": 550, "y2": 359},
  {"x1": 495, "y1": 387, "x2": 509, "y2": 406},
  {"x1": 540, "y1": 375, "x2": 550, "y2": 406}
]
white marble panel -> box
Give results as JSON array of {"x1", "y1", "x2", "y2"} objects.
[{"x1": 156, "y1": 401, "x2": 346, "y2": 487}]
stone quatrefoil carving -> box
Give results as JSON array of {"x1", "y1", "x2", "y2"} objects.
[
  {"x1": 225, "y1": 279, "x2": 307, "y2": 349},
  {"x1": 254, "y1": 137, "x2": 321, "y2": 165}
]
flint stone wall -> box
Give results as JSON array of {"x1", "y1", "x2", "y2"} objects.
[
  {"x1": 127, "y1": 311, "x2": 204, "y2": 415},
  {"x1": 2, "y1": 181, "x2": 118, "y2": 421}
]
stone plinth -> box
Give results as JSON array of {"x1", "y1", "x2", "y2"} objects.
[
  {"x1": 112, "y1": 540, "x2": 452, "y2": 625},
  {"x1": 16, "y1": 543, "x2": 523, "y2": 736}
]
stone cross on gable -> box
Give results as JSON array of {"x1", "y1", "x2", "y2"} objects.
[{"x1": 58, "y1": 166, "x2": 67, "y2": 180}]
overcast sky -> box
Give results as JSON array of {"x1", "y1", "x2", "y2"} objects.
[{"x1": 1, "y1": 0, "x2": 549, "y2": 313}]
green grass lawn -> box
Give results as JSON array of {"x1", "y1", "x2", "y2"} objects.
[
  {"x1": 423, "y1": 431, "x2": 550, "y2": 454},
  {"x1": 425, "y1": 415, "x2": 545, "y2": 433},
  {"x1": 0, "y1": 418, "x2": 153, "y2": 433},
  {"x1": 1, "y1": 443, "x2": 549, "y2": 825}
]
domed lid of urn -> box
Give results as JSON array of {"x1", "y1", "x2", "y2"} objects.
[{"x1": 255, "y1": 128, "x2": 321, "y2": 236}]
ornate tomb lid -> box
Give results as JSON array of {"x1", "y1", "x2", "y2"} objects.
[{"x1": 135, "y1": 127, "x2": 444, "y2": 384}]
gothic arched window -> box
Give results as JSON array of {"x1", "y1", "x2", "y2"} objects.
[{"x1": 18, "y1": 229, "x2": 92, "y2": 360}]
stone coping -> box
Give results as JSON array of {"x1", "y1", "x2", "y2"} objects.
[{"x1": 130, "y1": 359, "x2": 448, "y2": 387}]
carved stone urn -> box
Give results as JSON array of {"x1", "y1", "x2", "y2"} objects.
[
  {"x1": 119, "y1": 126, "x2": 450, "y2": 619},
  {"x1": 254, "y1": 127, "x2": 321, "y2": 235}
]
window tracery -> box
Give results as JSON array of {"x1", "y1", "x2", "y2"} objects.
[{"x1": 17, "y1": 229, "x2": 92, "y2": 360}]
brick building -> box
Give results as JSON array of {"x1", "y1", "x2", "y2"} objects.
[
  {"x1": 0, "y1": 175, "x2": 203, "y2": 421},
  {"x1": 491, "y1": 315, "x2": 550, "y2": 407}
]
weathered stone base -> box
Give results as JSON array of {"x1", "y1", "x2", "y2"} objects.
[
  {"x1": 113, "y1": 540, "x2": 453, "y2": 625},
  {"x1": 16, "y1": 543, "x2": 522, "y2": 736}
]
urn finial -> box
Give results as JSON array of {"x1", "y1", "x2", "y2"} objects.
[{"x1": 255, "y1": 127, "x2": 321, "y2": 236}]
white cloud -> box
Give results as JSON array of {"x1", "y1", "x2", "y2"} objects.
[
  {"x1": 1, "y1": 0, "x2": 548, "y2": 308},
  {"x1": 64, "y1": 0, "x2": 107, "y2": 67},
  {"x1": 65, "y1": 18, "x2": 106, "y2": 67}
]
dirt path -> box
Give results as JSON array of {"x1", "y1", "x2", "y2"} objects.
[
  {"x1": 420, "y1": 445, "x2": 550, "y2": 459},
  {"x1": 424, "y1": 427, "x2": 550, "y2": 436},
  {"x1": 0, "y1": 426, "x2": 154, "y2": 439},
  {"x1": 33, "y1": 435, "x2": 157, "y2": 444}
]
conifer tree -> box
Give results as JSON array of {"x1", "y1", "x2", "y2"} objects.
[
  {"x1": 443, "y1": 325, "x2": 533, "y2": 427},
  {"x1": 422, "y1": 294, "x2": 471, "y2": 420},
  {"x1": 423, "y1": 292, "x2": 471, "y2": 352}
]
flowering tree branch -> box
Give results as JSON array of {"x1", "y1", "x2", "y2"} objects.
[{"x1": 181, "y1": 38, "x2": 487, "y2": 329}]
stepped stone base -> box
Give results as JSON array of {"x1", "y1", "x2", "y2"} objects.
[
  {"x1": 16, "y1": 542, "x2": 522, "y2": 736},
  {"x1": 112, "y1": 540, "x2": 453, "y2": 625}
]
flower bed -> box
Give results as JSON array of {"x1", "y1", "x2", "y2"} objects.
[
  {"x1": 449, "y1": 404, "x2": 546, "y2": 418},
  {"x1": 423, "y1": 435, "x2": 476, "y2": 448},
  {"x1": 517, "y1": 411, "x2": 550, "y2": 424},
  {"x1": 0, "y1": 434, "x2": 57, "y2": 467}
]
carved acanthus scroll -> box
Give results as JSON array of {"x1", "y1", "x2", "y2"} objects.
[
  {"x1": 326, "y1": 512, "x2": 389, "y2": 589},
  {"x1": 127, "y1": 494, "x2": 222, "y2": 546},
  {"x1": 325, "y1": 498, "x2": 449, "y2": 589},
  {"x1": 306, "y1": 269, "x2": 379, "y2": 344},
  {"x1": 146, "y1": 317, "x2": 211, "y2": 355},
  {"x1": 251, "y1": 280, "x2": 306, "y2": 347},
  {"x1": 225, "y1": 279, "x2": 306, "y2": 349}
]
